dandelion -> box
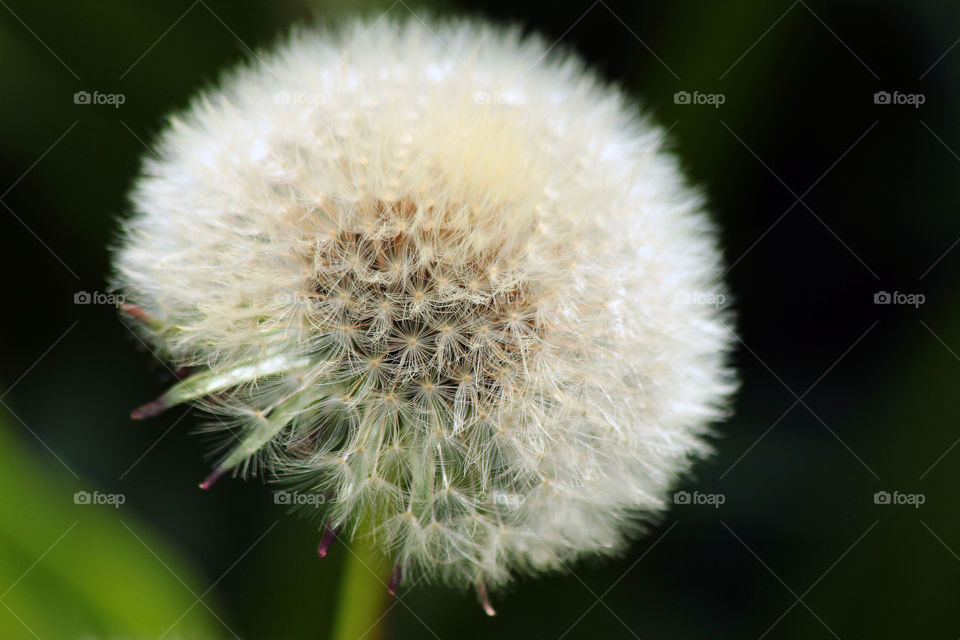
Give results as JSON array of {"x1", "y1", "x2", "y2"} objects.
[{"x1": 114, "y1": 15, "x2": 736, "y2": 615}]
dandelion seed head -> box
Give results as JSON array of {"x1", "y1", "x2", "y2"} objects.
[{"x1": 114, "y1": 16, "x2": 737, "y2": 589}]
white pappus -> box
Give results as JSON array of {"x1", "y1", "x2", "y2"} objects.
[{"x1": 113, "y1": 15, "x2": 738, "y2": 609}]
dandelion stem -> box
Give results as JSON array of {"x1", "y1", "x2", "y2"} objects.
[{"x1": 330, "y1": 532, "x2": 391, "y2": 640}]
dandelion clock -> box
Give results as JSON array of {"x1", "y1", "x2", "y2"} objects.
[{"x1": 113, "y1": 15, "x2": 737, "y2": 628}]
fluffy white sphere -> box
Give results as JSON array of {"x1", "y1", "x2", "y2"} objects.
[{"x1": 114, "y1": 16, "x2": 737, "y2": 592}]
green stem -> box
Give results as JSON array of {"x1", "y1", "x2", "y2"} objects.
[{"x1": 330, "y1": 532, "x2": 392, "y2": 640}]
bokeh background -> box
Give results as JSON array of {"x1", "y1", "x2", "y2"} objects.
[{"x1": 1, "y1": 0, "x2": 958, "y2": 638}]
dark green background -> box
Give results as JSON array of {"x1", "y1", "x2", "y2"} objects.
[{"x1": 1, "y1": 0, "x2": 957, "y2": 638}]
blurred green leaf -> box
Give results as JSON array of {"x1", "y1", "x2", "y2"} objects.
[{"x1": 0, "y1": 407, "x2": 222, "y2": 640}]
